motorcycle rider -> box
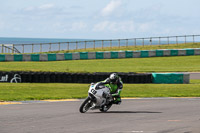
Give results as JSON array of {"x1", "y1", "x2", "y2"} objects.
[{"x1": 100, "y1": 73, "x2": 123, "y2": 104}]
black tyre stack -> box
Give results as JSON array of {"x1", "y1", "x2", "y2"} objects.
[{"x1": 0, "y1": 71, "x2": 153, "y2": 83}]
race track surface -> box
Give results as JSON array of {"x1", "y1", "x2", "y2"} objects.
[{"x1": 0, "y1": 98, "x2": 200, "y2": 133}]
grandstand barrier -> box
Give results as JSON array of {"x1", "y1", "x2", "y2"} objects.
[
  {"x1": 0, "y1": 71, "x2": 189, "y2": 84},
  {"x1": 0, "y1": 48, "x2": 199, "y2": 62}
]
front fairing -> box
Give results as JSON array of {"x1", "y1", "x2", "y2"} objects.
[{"x1": 88, "y1": 83, "x2": 110, "y2": 106}]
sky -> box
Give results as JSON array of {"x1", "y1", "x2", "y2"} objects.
[{"x1": 0, "y1": 0, "x2": 200, "y2": 39}]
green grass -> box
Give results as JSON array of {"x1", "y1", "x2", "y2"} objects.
[
  {"x1": 0, "y1": 55, "x2": 200, "y2": 73},
  {"x1": 0, "y1": 80, "x2": 200, "y2": 101},
  {"x1": 44, "y1": 42, "x2": 200, "y2": 53}
]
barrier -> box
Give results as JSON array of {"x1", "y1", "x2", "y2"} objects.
[
  {"x1": 0, "y1": 71, "x2": 190, "y2": 84},
  {"x1": 152, "y1": 73, "x2": 190, "y2": 84},
  {"x1": 0, "y1": 71, "x2": 153, "y2": 84},
  {"x1": 31, "y1": 54, "x2": 40, "y2": 61},
  {"x1": 0, "y1": 55, "x2": 5, "y2": 61},
  {"x1": 0, "y1": 48, "x2": 199, "y2": 62}
]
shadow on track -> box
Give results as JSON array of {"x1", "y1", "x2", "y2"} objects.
[{"x1": 91, "y1": 111, "x2": 162, "y2": 114}]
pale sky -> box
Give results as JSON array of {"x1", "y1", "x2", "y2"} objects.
[{"x1": 0, "y1": 0, "x2": 200, "y2": 39}]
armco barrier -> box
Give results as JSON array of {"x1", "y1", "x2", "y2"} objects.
[{"x1": 0, "y1": 48, "x2": 199, "y2": 62}]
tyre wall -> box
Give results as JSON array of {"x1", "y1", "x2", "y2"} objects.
[
  {"x1": 0, "y1": 71, "x2": 152, "y2": 84},
  {"x1": 0, "y1": 71, "x2": 189, "y2": 84}
]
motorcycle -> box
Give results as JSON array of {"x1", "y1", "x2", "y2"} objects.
[{"x1": 79, "y1": 82, "x2": 116, "y2": 113}]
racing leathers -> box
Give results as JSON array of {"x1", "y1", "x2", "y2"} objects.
[{"x1": 100, "y1": 77, "x2": 123, "y2": 104}]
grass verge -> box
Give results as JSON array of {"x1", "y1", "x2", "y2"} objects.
[
  {"x1": 0, "y1": 80, "x2": 200, "y2": 101},
  {"x1": 44, "y1": 42, "x2": 200, "y2": 53}
]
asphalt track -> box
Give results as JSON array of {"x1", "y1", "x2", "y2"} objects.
[{"x1": 0, "y1": 98, "x2": 200, "y2": 133}]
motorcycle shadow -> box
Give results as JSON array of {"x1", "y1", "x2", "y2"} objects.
[{"x1": 91, "y1": 111, "x2": 162, "y2": 114}]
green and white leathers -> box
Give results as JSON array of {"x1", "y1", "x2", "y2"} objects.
[
  {"x1": 100, "y1": 73, "x2": 123, "y2": 103},
  {"x1": 104, "y1": 80, "x2": 122, "y2": 96}
]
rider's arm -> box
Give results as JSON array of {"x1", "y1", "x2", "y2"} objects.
[{"x1": 100, "y1": 78, "x2": 110, "y2": 84}]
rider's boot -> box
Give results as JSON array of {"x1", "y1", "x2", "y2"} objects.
[{"x1": 113, "y1": 96, "x2": 121, "y2": 105}]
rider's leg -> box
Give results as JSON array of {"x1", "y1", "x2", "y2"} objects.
[{"x1": 113, "y1": 95, "x2": 121, "y2": 104}]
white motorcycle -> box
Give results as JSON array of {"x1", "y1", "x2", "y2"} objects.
[{"x1": 79, "y1": 82, "x2": 115, "y2": 113}]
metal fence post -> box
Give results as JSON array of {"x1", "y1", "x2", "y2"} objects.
[
  {"x1": 12, "y1": 44, "x2": 14, "y2": 53},
  {"x1": 142, "y1": 38, "x2": 144, "y2": 46},
  {"x1": 102, "y1": 40, "x2": 104, "y2": 49},
  {"x1": 59, "y1": 43, "x2": 61, "y2": 51},
  {"x1": 185, "y1": 35, "x2": 187, "y2": 44},
  {"x1": 0, "y1": 44, "x2": 2, "y2": 53},
  {"x1": 193, "y1": 35, "x2": 195, "y2": 43},
  {"x1": 126, "y1": 39, "x2": 128, "y2": 47},
  {"x1": 32, "y1": 44, "x2": 34, "y2": 53},
  {"x1": 135, "y1": 39, "x2": 136, "y2": 47},
  {"x1": 49, "y1": 43, "x2": 51, "y2": 52},
  {"x1": 22, "y1": 45, "x2": 24, "y2": 53},
  {"x1": 159, "y1": 37, "x2": 161, "y2": 46},
  {"x1": 168, "y1": 37, "x2": 169, "y2": 45},
  {"x1": 118, "y1": 39, "x2": 120, "y2": 48},
  {"x1": 150, "y1": 38, "x2": 152, "y2": 45},
  {"x1": 110, "y1": 40, "x2": 112, "y2": 48},
  {"x1": 67, "y1": 42, "x2": 69, "y2": 51},
  {"x1": 40, "y1": 44, "x2": 42, "y2": 53},
  {"x1": 176, "y1": 36, "x2": 178, "y2": 45},
  {"x1": 93, "y1": 40, "x2": 95, "y2": 49},
  {"x1": 76, "y1": 42, "x2": 78, "y2": 50},
  {"x1": 85, "y1": 41, "x2": 87, "y2": 50}
]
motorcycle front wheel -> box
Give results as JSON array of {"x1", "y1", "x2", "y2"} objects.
[{"x1": 79, "y1": 97, "x2": 92, "y2": 113}]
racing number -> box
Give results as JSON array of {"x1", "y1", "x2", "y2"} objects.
[{"x1": 91, "y1": 89, "x2": 97, "y2": 95}]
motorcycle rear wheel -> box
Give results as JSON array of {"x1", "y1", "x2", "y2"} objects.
[{"x1": 79, "y1": 97, "x2": 92, "y2": 113}]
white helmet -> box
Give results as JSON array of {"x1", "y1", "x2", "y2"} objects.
[{"x1": 109, "y1": 73, "x2": 119, "y2": 83}]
